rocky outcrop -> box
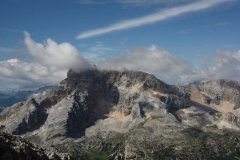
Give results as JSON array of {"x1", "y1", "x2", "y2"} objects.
[
  {"x1": 188, "y1": 79, "x2": 240, "y2": 111},
  {"x1": 0, "y1": 99, "x2": 47, "y2": 135},
  {"x1": 217, "y1": 112, "x2": 240, "y2": 130},
  {"x1": 0, "y1": 131, "x2": 74, "y2": 160},
  {"x1": 186, "y1": 79, "x2": 240, "y2": 130},
  {"x1": 0, "y1": 131, "x2": 57, "y2": 160}
]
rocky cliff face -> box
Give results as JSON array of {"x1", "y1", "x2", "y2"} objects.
[
  {"x1": 1, "y1": 70, "x2": 240, "y2": 159},
  {"x1": 0, "y1": 131, "x2": 69, "y2": 160},
  {"x1": 189, "y1": 80, "x2": 240, "y2": 112},
  {"x1": 185, "y1": 79, "x2": 240, "y2": 130}
]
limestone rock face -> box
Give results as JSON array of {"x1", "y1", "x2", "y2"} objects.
[
  {"x1": 186, "y1": 79, "x2": 240, "y2": 130},
  {"x1": 188, "y1": 80, "x2": 240, "y2": 112},
  {"x1": 1, "y1": 70, "x2": 240, "y2": 159},
  {"x1": 0, "y1": 99, "x2": 47, "y2": 135},
  {"x1": 217, "y1": 112, "x2": 240, "y2": 130}
]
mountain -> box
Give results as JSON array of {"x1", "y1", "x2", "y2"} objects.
[
  {"x1": 1, "y1": 69, "x2": 240, "y2": 159},
  {"x1": 0, "y1": 86, "x2": 57, "y2": 108}
]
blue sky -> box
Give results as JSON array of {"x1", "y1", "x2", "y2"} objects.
[{"x1": 0, "y1": 0, "x2": 240, "y2": 90}]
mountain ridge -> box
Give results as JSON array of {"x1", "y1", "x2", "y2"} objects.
[{"x1": 1, "y1": 69, "x2": 240, "y2": 159}]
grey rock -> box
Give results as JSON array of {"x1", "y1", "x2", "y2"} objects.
[
  {"x1": 1, "y1": 70, "x2": 240, "y2": 159},
  {"x1": 0, "y1": 131, "x2": 52, "y2": 160}
]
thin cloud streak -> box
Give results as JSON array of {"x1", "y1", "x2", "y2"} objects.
[
  {"x1": 77, "y1": 0, "x2": 230, "y2": 39},
  {"x1": 0, "y1": 47, "x2": 13, "y2": 52},
  {"x1": 0, "y1": 27, "x2": 22, "y2": 34}
]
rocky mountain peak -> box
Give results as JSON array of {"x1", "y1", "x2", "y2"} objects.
[
  {"x1": 62, "y1": 69, "x2": 171, "y2": 92},
  {"x1": 0, "y1": 70, "x2": 187, "y2": 142},
  {"x1": 1, "y1": 70, "x2": 240, "y2": 159}
]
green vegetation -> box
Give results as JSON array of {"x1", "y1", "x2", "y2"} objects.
[
  {"x1": 107, "y1": 132, "x2": 125, "y2": 144},
  {"x1": 85, "y1": 150, "x2": 109, "y2": 160}
]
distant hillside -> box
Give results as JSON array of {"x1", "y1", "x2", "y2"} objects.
[
  {"x1": 0, "y1": 86, "x2": 56, "y2": 108},
  {"x1": 0, "y1": 93, "x2": 13, "y2": 107}
]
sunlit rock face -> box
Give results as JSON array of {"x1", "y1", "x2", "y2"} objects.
[{"x1": 1, "y1": 69, "x2": 240, "y2": 159}]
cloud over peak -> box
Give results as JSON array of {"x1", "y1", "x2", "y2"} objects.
[
  {"x1": 1, "y1": 33, "x2": 240, "y2": 90},
  {"x1": 99, "y1": 45, "x2": 196, "y2": 83},
  {"x1": 24, "y1": 32, "x2": 92, "y2": 71},
  {"x1": 99, "y1": 45, "x2": 240, "y2": 84},
  {"x1": 0, "y1": 32, "x2": 93, "y2": 90}
]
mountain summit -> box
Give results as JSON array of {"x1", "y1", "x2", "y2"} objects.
[{"x1": 1, "y1": 69, "x2": 240, "y2": 159}]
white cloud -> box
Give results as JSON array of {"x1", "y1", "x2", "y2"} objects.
[
  {"x1": 98, "y1": 45, "x2": 197, "y2": 83},
  {"x1": 82, "y1": 42, "x2": 118, "y2": 62},
  {"x1": 98, "y1": 45, "x2": 240, "y2": 84},
  {"x1": 24, "y1": 32, "x2": 92, "y2": 71},
  {"x1": 78, "y1": 0, "x2": 107, "y2": 5},
  {"x1": 0, "y1": 32, "x2": 93, "y2": 90},
  {"x1": 77, "y1": 0, "x2": 230, "y2": 39},
  {"x1": 1, "y1": 33, "x2": 240, "y2": 90},
  {"x1": 78, "y1": 0, "x2": 192, "y2": 6},
  {"x1": 117, "y1": 0, "x2": 193, "y2": 6},
  {"x1": 206, "y1": 50, "x2": 240, "y2": 80},
  {"x1": 0, "y1": 59, "x2": 52, "y2": 89}
]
